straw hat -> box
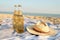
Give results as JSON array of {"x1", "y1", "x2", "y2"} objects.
[{"x1": 26, "y1": 21, "x2": 57, "y2": 36}]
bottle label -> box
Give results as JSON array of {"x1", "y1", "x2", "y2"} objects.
[{"x1": 14, "y1": 14, "x2": 23, "y2": 17}]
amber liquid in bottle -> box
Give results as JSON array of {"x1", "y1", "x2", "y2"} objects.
[{"x1": 13, "y1": 5, "x2": 24, "y2": 33}]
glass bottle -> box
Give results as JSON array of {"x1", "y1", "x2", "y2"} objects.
[{"x1": 13, "y1": 5, "x2": 24, "y2": 33}]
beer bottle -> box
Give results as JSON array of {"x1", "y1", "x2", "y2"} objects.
[{"x1": 13, "y1": 5, "x2": 24, "y2": 33}]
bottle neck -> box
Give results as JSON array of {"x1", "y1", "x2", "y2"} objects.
[{"x1": 14, "y1": 5, "x2": 22, "y2": 16}]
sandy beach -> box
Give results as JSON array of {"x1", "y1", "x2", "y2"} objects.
[
  {"x1": 0, "y1": 14, "x2": 13, "y2": 19},
  {"x1": 0, "y1": 14, "x2": 60, "y2": 40},
  {"x1": 0, "y1": 14, "x2": 60, "y2": 25}
]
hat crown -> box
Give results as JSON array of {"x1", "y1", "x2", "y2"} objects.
[{"x1": 36, "y1": 21, "x2": 50, "y2": 32}]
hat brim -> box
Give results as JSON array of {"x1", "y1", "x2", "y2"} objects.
[{"x1": 26, "y1": 26, "x2": 57, "y2": 36}]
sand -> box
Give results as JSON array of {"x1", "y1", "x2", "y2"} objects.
[
  {"x1": 0, "y1": 14, "x2": 60, "y2": 24},
  {"x1": 0, "y1": 14, "x2": 13, "y2": 19}
]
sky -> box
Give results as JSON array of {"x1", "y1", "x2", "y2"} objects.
[{"x1": 0, "y1": 0, "x2": 60, "y2": 14}]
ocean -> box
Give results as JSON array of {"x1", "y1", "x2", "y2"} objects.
[
  {"x1": 0, "y1": 12, "x2": 60, "y2": 18},
  {"x1": 23, "y1": 13, "x2": 60, "y2": 18}
]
